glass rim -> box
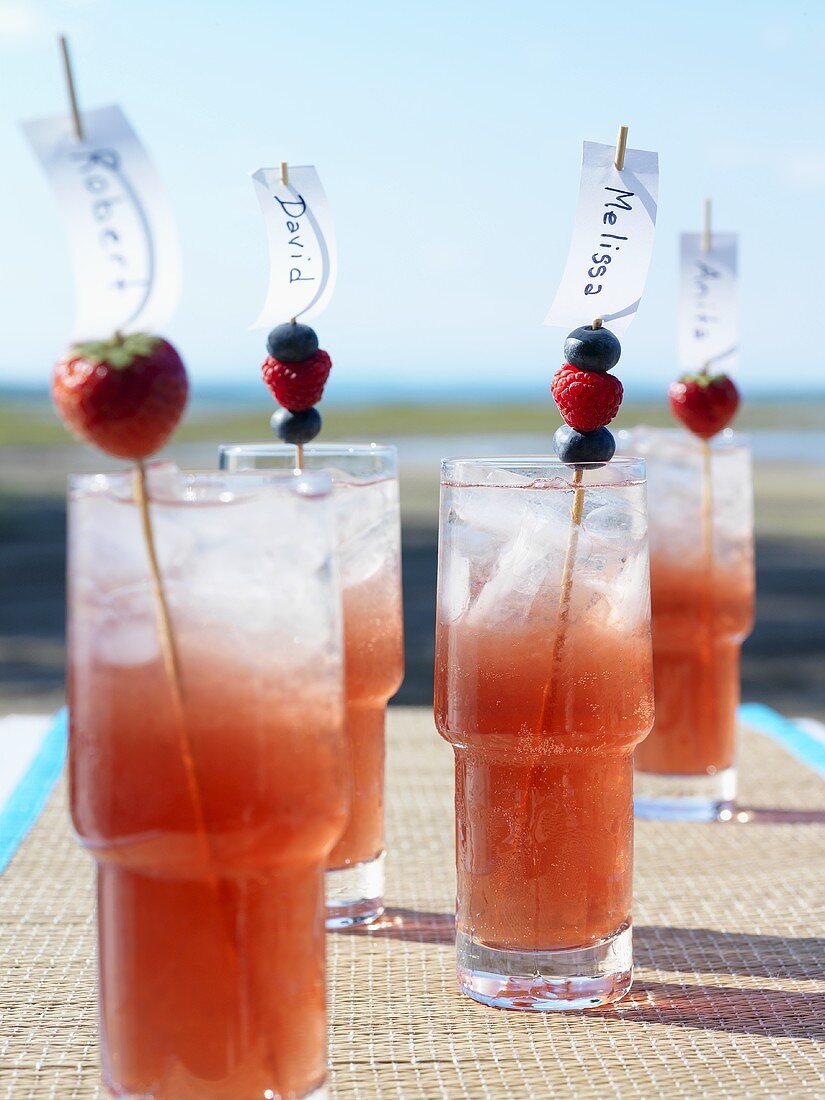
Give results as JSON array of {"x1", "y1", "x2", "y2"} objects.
[
  {"x1": 68, "y1": 466, "x2": 334, "y2": 504},
  {"x1": 617, "y1": 425, "x2": 751, "y2": 455},
  {"x1": 440, "y1": 455, "x2": 646, "y2": 486},
  {"x1": 219, "y1": 441, "x2": 397, "y2": 459}
]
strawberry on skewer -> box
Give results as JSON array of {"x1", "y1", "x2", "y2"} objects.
[
  {"x1": 51, "y1": 330, "x2": 212, "y2": 869},
  {"x1": 668, "y1": 371, "x2": 740, "y2": 439},
  {"x1": 52, "y1": 333, "x2": 189, "y2": 459}
]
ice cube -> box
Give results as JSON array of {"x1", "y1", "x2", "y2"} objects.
[
  {"x1": 100, "y1": 618, "x2": 160, "y2": 667},
  {"x1": 94, "y1": 591, "x2": 161, "y2": 667},
  {"x1": 439, "y1": 552, "x2": 470, "y2": 623},
  {"x1": 467, "y1": 499, "x2": 592, "y2": 626},
  {"x1": 334, "y1": 480, "x2": 398, "y2": 588},
  {"x1": 583, "y1": 501, "x2": 647, "y2": 545}
]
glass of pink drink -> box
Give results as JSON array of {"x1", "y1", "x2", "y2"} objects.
[
  {"x1": 623, "y1": 428, "x2": 755, "y2": 820},
  {"x1": 435, "y1": 457, "x2": 654, "y2": 1010},
  {"x1": 220, "y1": 444, "x2": 404, "y2": 926},
  {"x1": 69, "y1": 467, "x2": 347, "y2": 1099}
]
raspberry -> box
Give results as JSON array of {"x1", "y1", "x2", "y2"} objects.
[
  {"x1": 262, "y1": 350, "x2": 332, "y2": 412},
  {"x1": 550, "y1": 364, "x2": 623, "y2": 432}
]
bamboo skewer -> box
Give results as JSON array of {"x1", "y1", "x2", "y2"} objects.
[
  {"x1": 702, "y1": 198, "x2": 712, "y2": 254},
  {"x1": 133, "y1": 463, "x2": 239, "y2": 972},
  {"x1": 614, "y1": 124, "x2": 629, "y2": 171},
  {"x1": 278, "y1": 162, "x2": 303, "y2": 471},
  {"x1": 58, "y1": 36, "x2": 83, "y2": 140},
  {"x1": 520, "y1": 123, "x2": 631, "y2": 920},
  {"x1": 593, "y1": 125, "x2": 629, "y2": 329},
  {"x1": 133, "y1": 463, "x2": 207, "y2": 842},
  {"x1": 698, "y1": 198, "x2": 717, "y2": 765}
]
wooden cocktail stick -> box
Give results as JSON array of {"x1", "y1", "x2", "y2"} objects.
[
  {"x1": 592, "y1": 127, "x2": 629, "y2": 330},
  {"x1": 133, "y1": 462, "x2": 239, "y2": 965},
  {"x1": 702, "y1": 198, "x2": 712, "y2": 254},
  {"x1": 614, "y1": 124, "x2": 629, "y2": 171},
  {"x1": 536, "y1": 466, "x2": 584, "y2": 735},
  {"x1": 697, "y1": 199, "x2": 717, "y2": 761},
  {"x1": 58, "y1": 35, "x2": 83, "y2": 141},
  {"x1": 134, "y1": 462, "x2": 210, "y2": 845},
  {"x1": 698, "y1": 436, "x2": 716, "y2": 761}
]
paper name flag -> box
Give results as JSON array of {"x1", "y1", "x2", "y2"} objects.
[
  {"x1": 250, "y1": 165, "x2": 337, "y2": 328},
  {"x1": 678, "y1": 232, "x2": 738, "y2": 373},
  {"x1": 21, "y1": 105, "x2": 181, "y2": 339},
  {"x1": 544, "y1": 140, "x2": 659, "y2": 337}
]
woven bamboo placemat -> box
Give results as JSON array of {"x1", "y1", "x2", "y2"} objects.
[{"x1": 2, "y1": 707, "x2": 824, "y2": 1099}]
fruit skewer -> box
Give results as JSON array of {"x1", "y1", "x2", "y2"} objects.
[
  {"x1": 668, "y1": 356, "x2": 741, "y2": 769},
  {"x1": 48, "y1": 40, "x2": 239, "y2": 978},
  {"x1": 53, "y1": 335, "x2": 196, "y2": 815},
  {"x1": 53, "y1": 332, "x2": 242, "y2": 974},
  {"x1": 513, "y1": 316, "x2": 627, "y2": 933},
  {"x1": 541, "y1": 321, "x2": 625, "y2": 718},
  {"x1": 262, "y1": 321, "x2": 333, "y2": 469}
]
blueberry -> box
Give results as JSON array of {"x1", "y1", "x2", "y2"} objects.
[
  {"x1": 271, "y1": 407, "x2": 322, "y2": 444},
  {"x1": 554, "y1": 425, "x2": 616, "y2": 467},
  {"x1": 266, "y1": 323, "x2": 319, "y2": 363},
  {"x1": 564, "y1": 325, "x2": 621, "y2": 373}
]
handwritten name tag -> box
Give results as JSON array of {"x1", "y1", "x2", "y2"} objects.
[
  {"x1": 21, "y1": 105, "x2": 181, "y2": 339},
  {"x1": 250, "y1": 165, "x2": 337, "y2": 328},
  {"x1": 544, "y1": 140, "x2": 659, "y2": 336},
  {"x1": 678, "y1": 232, "x2": 738, "y2": 373}
]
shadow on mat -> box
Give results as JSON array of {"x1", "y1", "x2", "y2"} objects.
[
  {"x1": 335, "y1": 907, "x2": 454, "y2": 945},
  {"x1": 597, "y1": 980, "x2": 825, "y2": 1040},
  {"x1": 635, "y1": 925, "x2": 825, "y2": 983}
]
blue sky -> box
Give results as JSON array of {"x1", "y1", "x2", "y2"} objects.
[{"x1": 1, "y1": 0, "x2": 824, "y2": 399}]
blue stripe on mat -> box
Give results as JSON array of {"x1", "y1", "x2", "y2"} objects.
[
  {"x1": 0, "y1": 708, "x2": 68, "y2": 875},
  {"x1": 739, "y1": 702, "x2": 825, "y2": 778}
]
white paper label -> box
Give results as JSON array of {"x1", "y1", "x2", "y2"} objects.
[
  {"x1": 21, "y1": 105, "x2": 181, "y2": 339},
  {"x1": 678, "y1": 232, "x2": 738, "y2": 373},
  {"x1": 250, "y1": 165, "x2": 337, "y2": 328},
  {"x1": 544, "y1": 140, "x2": 659, "y2": 336}
]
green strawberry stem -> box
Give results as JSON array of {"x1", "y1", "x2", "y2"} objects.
[
  {"x1": 72, "y1": 332, "x2": 159, "y2": 370},
  {"x1": 133, "y1": 460, "x2": 239, "y2": 973}
]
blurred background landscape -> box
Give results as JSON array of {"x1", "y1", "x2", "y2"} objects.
[
  {"x1": 2, "y1": 389, "x2": 824, "y2": 719},
  {"x1": 1, "y1": 0, "x2": 824, "y2": 722}
]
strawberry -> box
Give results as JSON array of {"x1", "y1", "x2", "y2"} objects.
[
  {"x1": 550, "y1": 364, "x2": 623, "y2": 432},
  {"x1": 52, "y1": 333, "x2": 188, "y2": 460},
  {"x1": 668, "y1": 372, "x2": 740, "y2": 439},
  {"x1": 262, "y1": 350, "x2": 332, "y2": 412}
]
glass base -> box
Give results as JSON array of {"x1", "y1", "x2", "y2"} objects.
[
  {"x1": 325, "y1": 852, "x2": 384, "y2": 929},
  {"x1": 455, "y1": 922, "x2": 632, "y2": 1011},
  {"x1": 112, "y1": 1083, "x2": 327, "y2": 1099},
  {"x1": 634, "y1": 767, "x2": 736, "y2": 821}
]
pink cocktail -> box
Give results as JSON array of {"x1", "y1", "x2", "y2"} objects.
[
  {"x1": 220, "y1": 444, "x2": 404, "y2": 925},
  {"x1": 69, "y1": 468, "x2": 347, "y2": 1098}
]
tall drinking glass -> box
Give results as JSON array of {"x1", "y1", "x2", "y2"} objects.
[
  {"x1": 435, "y1": 458, "x2": 654, "y2": 1011},
  {"x1": 220, "y1": 444, "x2": 404, "y2": 926},
  {"x1": 69, "y1": 467, "x2": 347, "y2": 1099},
  {"x1": 622, "y1": 428, "x2": 755, "y2": 820}
]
